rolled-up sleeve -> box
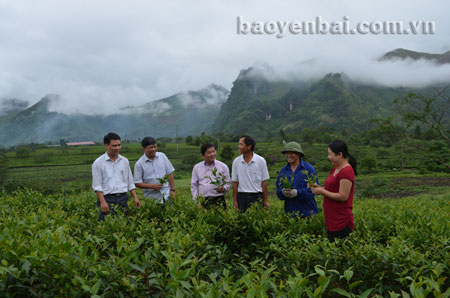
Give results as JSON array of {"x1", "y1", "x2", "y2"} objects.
[{"x1": 92, "y1": 161, "x2": 103, "y2": 193}]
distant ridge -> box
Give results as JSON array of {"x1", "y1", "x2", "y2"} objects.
[
  {"x1": 0, "y1": 85, "x2": 229, "y2": 147},
  {"x1": 379, "y1": 48, "x2": 450, "y2": 64}
]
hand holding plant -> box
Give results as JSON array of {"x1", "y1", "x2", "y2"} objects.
[
  {"x1": 302, "y1": 171, "x2": 318, "y2": 188},
  {"x1": 204, "y1": 167, "x2": 228, "y2": 191},
  {"x1": 279, "y1": 174, "x2": 294, "y2": 189},
  {"x1": 156, "y1": 174, "x2": 170, "y2": 203},
  {"x1": 157, "y1": 174, "x2": 169, "y2": 185}
]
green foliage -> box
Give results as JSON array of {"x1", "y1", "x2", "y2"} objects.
[
  {"x1": 204, "y1": 167, "x2": 229, "y2": 190},
  {"x1": 157, "y1": 137, "x2": 172, "y2": 144},
  {"x1": 394, "y1": 91, "x2": 450, "y2": 147},
  {"x1": 212, "y1": 71, "x2": 415, "y2": 138},
  {"x1": 181, "y1": 154, "x2": 203, "y2": 172},
  {"x1": 193, "y1": 136, "x2": 202, "y2": 146},
  {"x1": 264, "y1": 154, "x2": 279, "y2": 166},
  {"x1": 0, "y1": 189, "x2": 449, "y2": 296},
  {"x1": 220, "y1": 145, "x2": 234, "y2": 162},
  {"x1": 32, "y1": 152, "x2": 53, "y2": 164},
  {"x1": 3, "y1": 140, "x2": 449, "y2": 197},
  {"x1": 301, "y1": 127, "x2": 315, "y2": 145},
  {"x1": 301, "y1": 170, "x2": 318, "y2": 187},
  {"x1": 186, "y1": 132, "x2": 219, "y2": 147},
  {"x1": 185, "y1": 135, "x2": 193, "y2": 145},
  {"x1": 357, "y1": 178, "x2": 390, "y2": 198},
  {"x1": 157, "y1": 174, "x2": 169, "y2": 185},
  {"x1": 0, "y1": 151, "x2": 7, "y2": 183},
  {"x1": 279, "y1": 174, "x2": 294, "y2": 189},
  {"x1": 360, "y1": 157, "x2": 377, "y2": 173},
  {"x1": 15, "y1": 146, "x2": 32, "y2": 158}
]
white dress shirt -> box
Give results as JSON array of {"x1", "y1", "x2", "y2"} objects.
[
  {"x1": 92, "y1": 153, "x2": 136, "y2": 195},
  {"x1": 231, "y1": 153, "x2": 270, "y2": 193}
]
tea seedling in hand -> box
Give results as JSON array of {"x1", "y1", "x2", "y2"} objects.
[
  {"x1": 204, "y1": 167, "x2": 228, "y2": 191},
  {"x1": 302, "y1": 170, "x2": 318, "y2": 188},
  {"x1": 157, "y1": 174, "x2": 169, "y2": 185},
  {"x1": 157, "y1": 174, "x2": 170, "y2": 203},
  {"x1": 279, "y1": 174, "x2": 294, "y2": 189}
]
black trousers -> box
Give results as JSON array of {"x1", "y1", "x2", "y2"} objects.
[
  {"x1": 237, "y1": 192, "x2": 263, "y2": 212},
  {"x1": 327, "y1": 225, "x2": 352, "y2": 242},
  {"x1": 202, "y1": 195, "x2": 226, "y2": 209},
  {"x1": 98, "y1": 193, "x2": 129, "y2": 221}
]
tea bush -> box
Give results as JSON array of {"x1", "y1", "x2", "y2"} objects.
[{"x1": 0, "y1": 189, "x2": 449, "y2": 297}]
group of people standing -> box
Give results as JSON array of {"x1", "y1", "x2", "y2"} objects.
[{"x1": 92, "y1": 132, "x2": 357, "y2": 242}]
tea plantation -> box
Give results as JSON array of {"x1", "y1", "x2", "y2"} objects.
[
  {"x1": 0, "y1": 189, "x2": 449, "y2": 297},
  {"x1": 0, "y1": 142, "x2": 449, "y2": 296}
]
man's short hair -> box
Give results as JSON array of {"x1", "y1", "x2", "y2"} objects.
[
  {"x1": 142, "y1": 136, "x2": 157, "y2": 147},
  {"x1": 104, "y1": 132, "x2": 121, "y2": 145},
  {"x1": 201, "y1": 143, "x2": 215, "y2": 155},
  {"x1": 240, "y1": 135, "x2": 256, "y2": 151}
]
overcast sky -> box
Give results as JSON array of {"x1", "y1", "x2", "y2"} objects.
[{"x1": 0, "y1": 0, "x2": 449, "y2": 114}]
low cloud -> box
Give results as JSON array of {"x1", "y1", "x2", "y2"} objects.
[
  {"x1": 178, "y1": 85, "x2": 229, "y2": 108},
  {"x1": 0, "y1": 98, "x2": 29, "y2": 116},
  {"x1": 241, "y1": 52, "x2": 450, "y2": 89},
  {"x1": 0, "y1": 0, "x2": 449, "y2": 115}
]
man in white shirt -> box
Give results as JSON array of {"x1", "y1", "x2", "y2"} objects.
[
  {"x1": 92, "y1": 132, "x2": 141, "y2": 221},
  {"x1": 232, "y1": 135, "x2": 270, "y2": 212},
  {"x1": 134, "y1": 137, "x2": 175, "y2": 203}
]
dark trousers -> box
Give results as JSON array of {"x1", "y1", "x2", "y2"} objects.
[
  {"x1": 98, "y1": 193, "x2": 129, "y2": 221},
  {"x1": 327, "y1": 225, "x2": 352, "y2": 242},
  {"x1": 202, "y1": 195, "x2": 226, "y2": 209},
  {"x1": 237, "y1": 192, "x2": 263, "y2": 212}
]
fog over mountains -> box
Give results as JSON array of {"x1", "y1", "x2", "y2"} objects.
[
  {"x1": 0, "y1": 49, "x2": 449, "y2": 147},
  {"x1": 0, "y1": 85, "x2": 229, "y2": 146}
]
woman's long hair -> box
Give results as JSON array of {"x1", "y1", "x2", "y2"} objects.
[{"x1": 328, "y1": 140, "x2": 357, "y2": 175}]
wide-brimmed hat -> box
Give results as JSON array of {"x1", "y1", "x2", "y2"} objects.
[{"x1": 281, "y1": 142, "x2": 304, "y2": 156}]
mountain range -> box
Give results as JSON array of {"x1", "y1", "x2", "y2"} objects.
[
  {"x1": 0, "y1": 48, "x2": 449, "y2": 147},
  {"x1": 0, "y1": 85, "x2": 228, "y2": 146},
  {"x1": 211, "y1": 68, "x2": 450, "y2": 137}
]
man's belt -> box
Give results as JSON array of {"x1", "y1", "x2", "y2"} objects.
[
  {"x1": 238, "y1": 192, "x2": 262, "y2": 195},
  {"x1": 105, "y1": 192, "x2": 127, "y2": 197},
  {"x1": 204, "y1": 195, "x2": 225, "y2": 200}
]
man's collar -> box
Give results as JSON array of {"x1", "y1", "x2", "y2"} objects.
[
  {"x1": 144, "y1": 152, "x2": 158, "y2": 161},
  {"x1": 204, "y1": 160, "x2": 216, "y2": 166},
  {"x1": 240, "y1": 153, "x2": 255, "y2": 164},
  {"x1": 105, "y1": 152, "x2": 122, "y2": 161}
]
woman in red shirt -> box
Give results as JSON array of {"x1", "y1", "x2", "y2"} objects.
[{"x1": 310, "y1": 140, "x2": 357, "y2": 242}]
